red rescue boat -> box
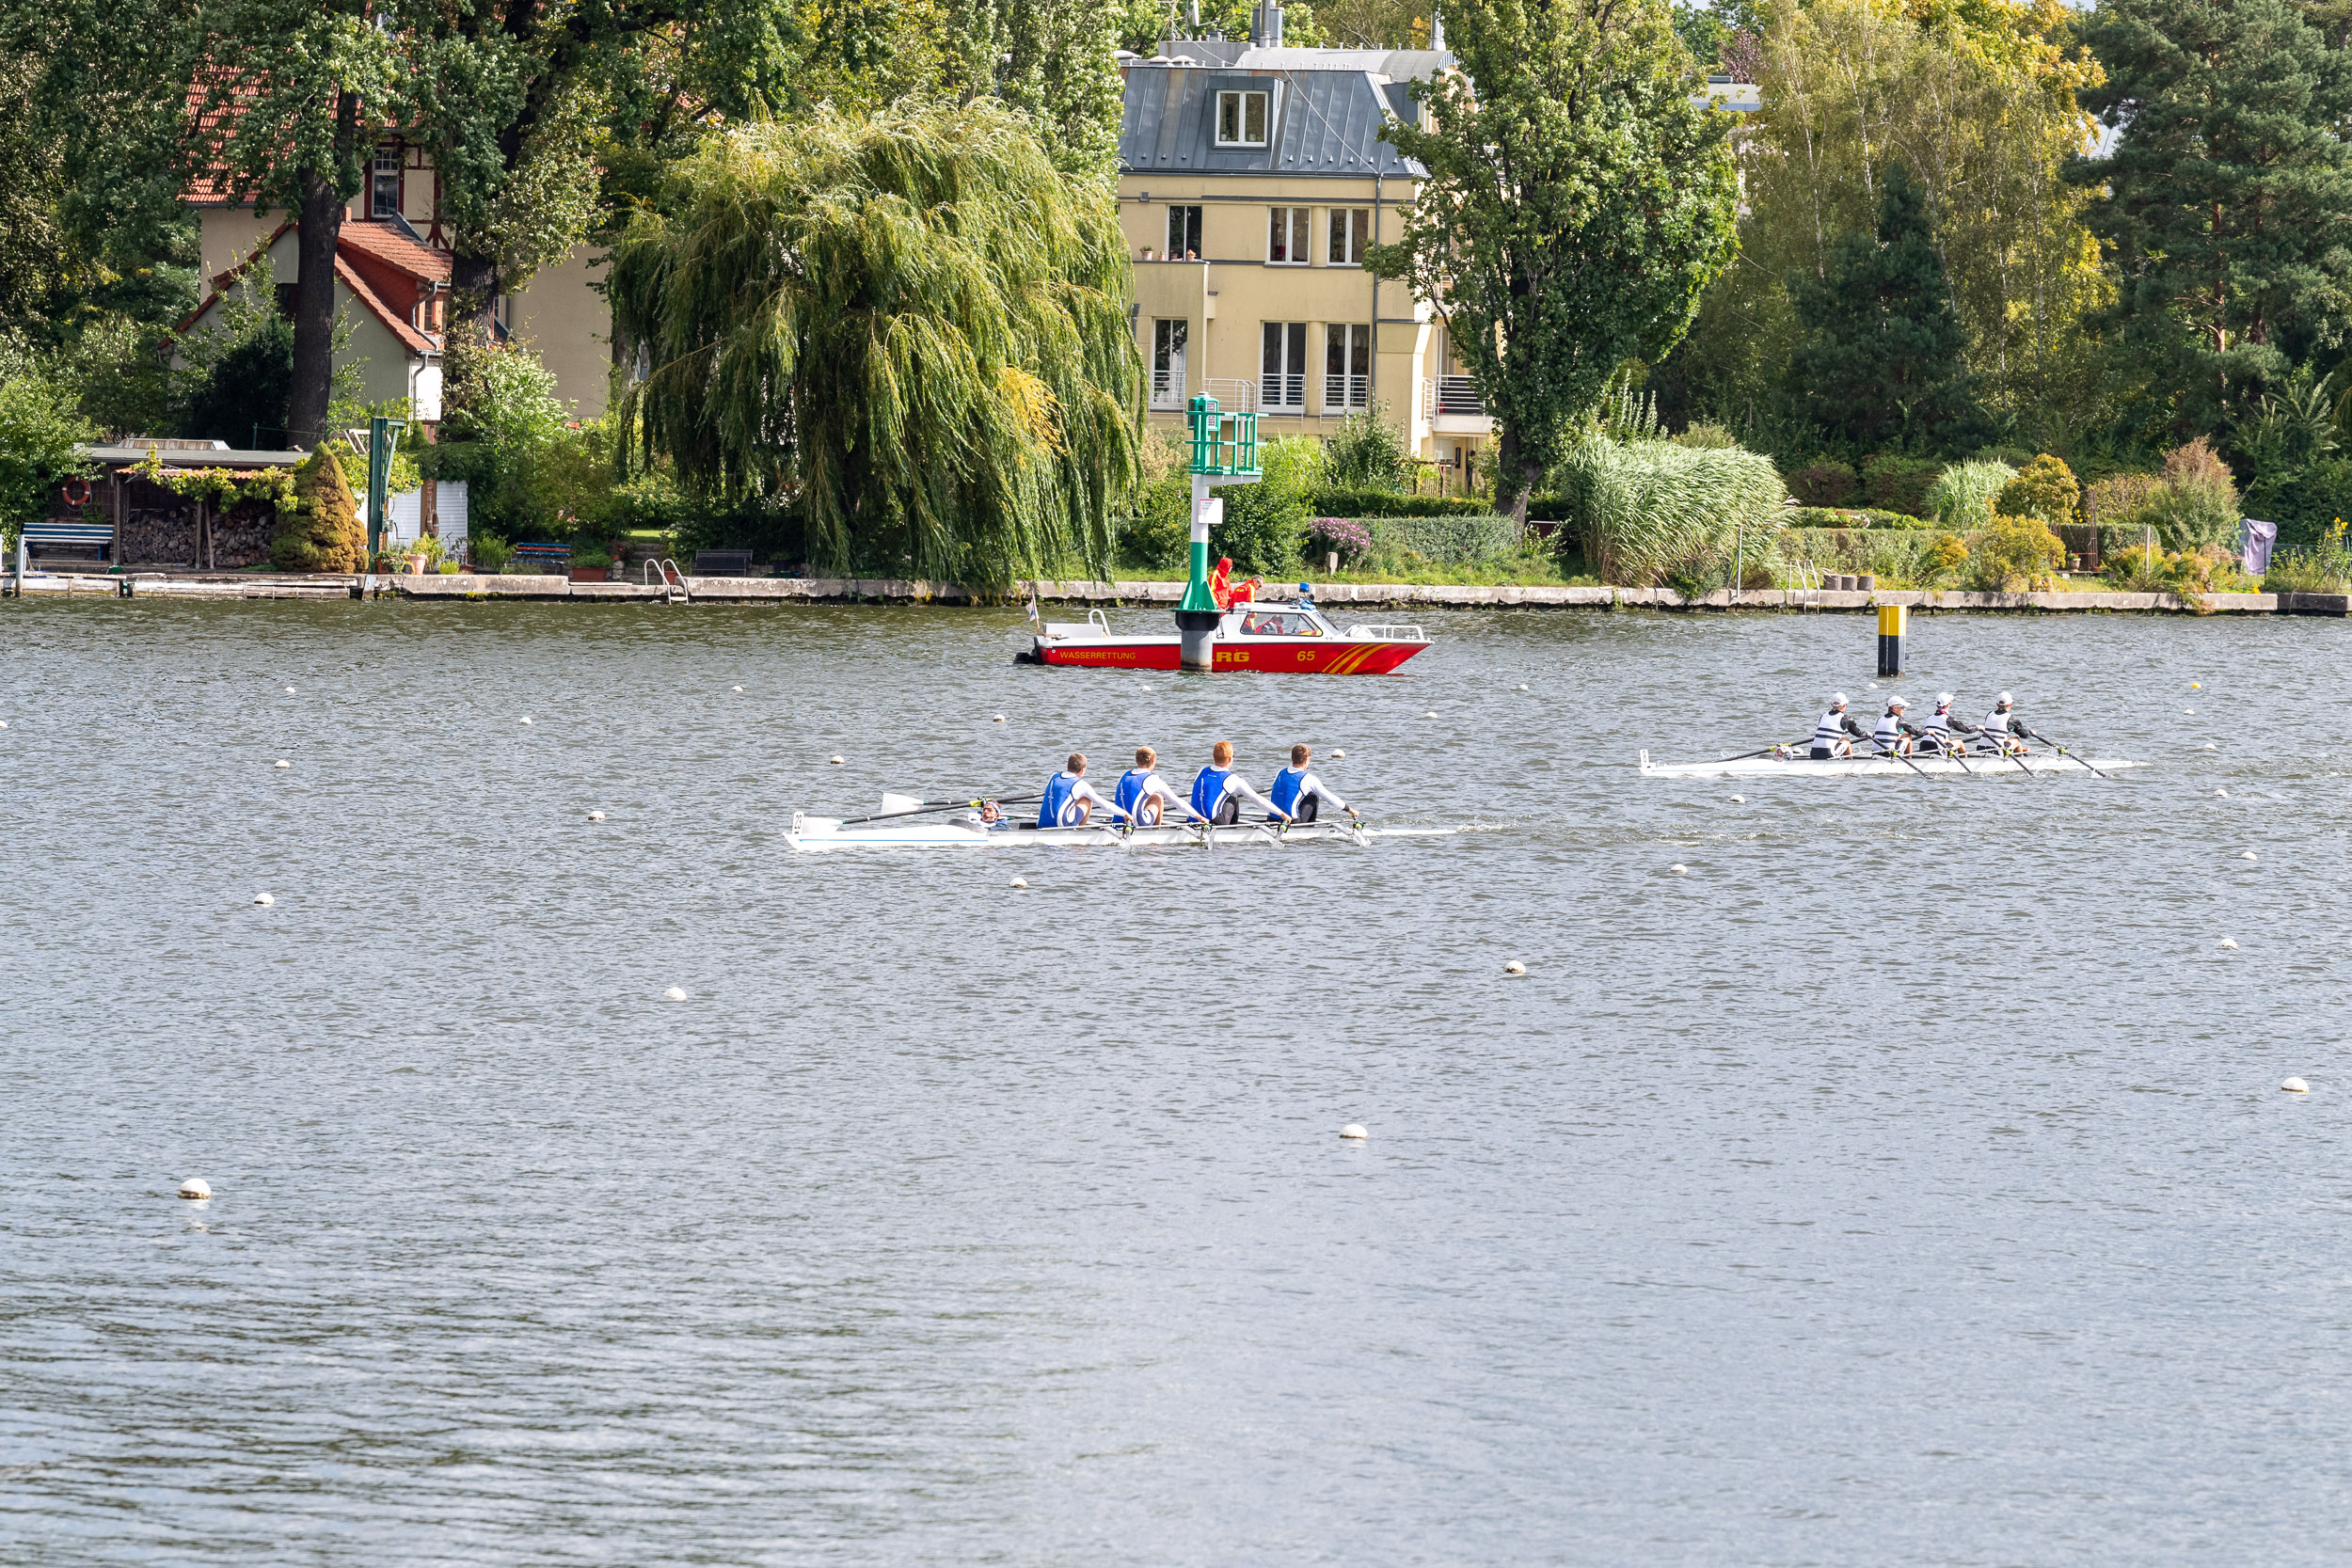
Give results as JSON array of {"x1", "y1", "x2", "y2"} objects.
[{"x1": 1022, "y1": 588, "x2": 1431, "y2": 673}]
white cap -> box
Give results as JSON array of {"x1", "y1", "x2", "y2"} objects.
[
  {"x1": 1831, "y1": 692, "x2": 1848, "y2": 705},
  {"x1": 1997, "y1": 690, "x2": 2013, "y2": 705},
  {"x1": 1936, "y1": 692, "x2": 1953, "y2": 705},
  {"x1": 1888, "y1": 695, "x2": 1908, "y2": 708}
]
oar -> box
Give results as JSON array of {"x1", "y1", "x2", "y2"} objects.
[
  {"x1": 834, "y1": 793, "x2": 1039, "y2": 826},
  {"x1": 2022, "y1": 728, "x2": 2109, "y2": 779},
  {"x1": 1724, "y1": 737, "x2": 1815, "y2": 762},
  {"x1": 1880, "y1": 741, "x2": 1939, "y2": 782},
  {"x1": 1982, "y1": 734, "x2": 2034, "y2": 776}
]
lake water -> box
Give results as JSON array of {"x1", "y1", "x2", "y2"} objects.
[{"x1": 4, "y1": 598, "x2": 2348, "y2": 1565}]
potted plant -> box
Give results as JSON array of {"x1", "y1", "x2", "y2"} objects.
[{"x1": 569, "y1": 546, "x2": 614, "y2": 582}]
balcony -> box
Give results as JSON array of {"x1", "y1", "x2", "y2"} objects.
[
  {"x1": 1430, "y1": 376, "x2": 1484, "y2": 416},
  {"x1": 1150, "y1": 369, "x2": 1187, "y2": 411},
  {"x1": 1260, "y1": 373, "x2": 1305, "y2": 411},
  {"x1": 1323, "y1": 373, "x2": 1368, "y2": 412}
]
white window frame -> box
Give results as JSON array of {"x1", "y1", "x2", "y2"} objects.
[
  {"x1": 1267, "y1": 207, "x2": 1309, "y2": 265},
  {"x1": 371, "y1": 150, "x2": 402, "y2": 219},
  {"x1": 1216, "y1": 90, "x2": 1270, "y2": 148},
  {"x1": 1324, "y1": 324, "x2": 1370, "y2": 411},
  {"x1": 1262, "y1": 321, "x2": 1308, "y2": 409},
  {"x1": 1328, "y1": 207, "x2": 1370, "y2": 266}
]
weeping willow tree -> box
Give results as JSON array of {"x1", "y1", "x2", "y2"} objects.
[{"x1": 610, "y1": 103, "x2": 1144, "y2": 583}]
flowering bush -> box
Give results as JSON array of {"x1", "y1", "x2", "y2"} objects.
[{"x1": 1310, "y1": 516, "x2": 1374, "y2": 560}]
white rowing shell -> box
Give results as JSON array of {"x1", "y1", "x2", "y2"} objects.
[
  {"x1": 1638, "y1": 749, "x2": 2142, "y2": 779},
  {"x1": 785, "y1": 817, "x2": 1469, "y2": 850}
]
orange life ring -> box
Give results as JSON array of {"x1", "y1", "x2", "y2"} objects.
[{"x1": 60, "y1": 476, "x2": 91, "y2": 506}]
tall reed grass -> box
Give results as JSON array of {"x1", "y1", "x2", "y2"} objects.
[{"x1": 1554, "y1": 440, "x2": 1786, "y2": 588}]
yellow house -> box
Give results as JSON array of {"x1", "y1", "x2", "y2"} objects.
[
  {"x1": 1116, "y1": 22, "x2": 1494, "y2": 484},
  {"x1": 183, "y1": 140, "x2": 613, "y2": 431}
]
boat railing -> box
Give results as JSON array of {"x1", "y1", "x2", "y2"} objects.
[
  {"x1": 1088, "y1": 609, "x2": 1112, "y2": 636},
  {"x1": 1343, "y1": 623, "x2": 1428, "y2": 641}
]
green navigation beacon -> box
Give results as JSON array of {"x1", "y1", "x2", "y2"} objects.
[{"x1": 1177, "y1": 393, "x2": 1261, "y2": 670}]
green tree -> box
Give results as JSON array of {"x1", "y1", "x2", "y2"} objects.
[
  {"x1": 0, "y1": 357, "x2": 97, "y2": 531},
  {"x1": 274, "y1": 446, "x2": 366, "y2": 571},
  {"x1": 1372, "y1": 0, "x2": 1739, "y2": 522},
  {"x1": 2074, "y1": 0, "x2": 2352, "y2": 433},
  {"x1": 611, "y1": 103, "x2": 1143, "y2": 584},
  {"x1": 1786, "y1": 163, "x2": 1987, "y2": 451}
]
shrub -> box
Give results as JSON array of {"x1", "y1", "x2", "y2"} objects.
[
  {"x1": 1370, "y1": 513, "x2": 1520, "y2": 564},
  {"x1": 1307, "y1": 487, "x2": 1497, "y2": 517},
  {"x1": 0, "y1": 357, "x2": 97, "y2": 530},
  {"x1": 272, "y1": 449, "x2": 365, "y2": 572},
  {"x1": 1994, "y1": 453, "x2": 2080, "y2": 525},
  {"x1": 1926, "y1": 458, "x2": 2014, "y2": 530},
  {"x1": 1971, "y1": 512, "x2": 2064, "y2": 591},
  {"x1": 1925, "y1": 531, "x2": 1970, "y2": 584},
  {"x1": 1324, "y1": 402, "x2": 1411, "y2": 491},
  {"x1": 1674, "y1": 421, "x2": 1739, "y2": 449},
  {"x1": 1308, "y1": 515, "x2": 1375, "y2": 562},
  {"x1": 1118, "y1": 428, "x2": 1191, "y2": 572},
  {"x1": 2263, "y1": 518, "x2": 2352, "y2": 591},
  {"x1": 2082, "y1": 470, "x2": 2163, "y2": 527},
  {"x1": 1210, "y1": 434, "x2": 1321, "y2": 577},
  {"x1": 471, "y1": 531, "x2": 514, "y2": 571},
  {"x1": 1784, "y1": 460, "x2": 1858, "y2": 506},
  {"x1": 1787, "y1": 507, "x2": 1929, "y2": 530},
  {"x1": 1555, "y1": 439, "x2": 1787, "y2": 587},
  {"x1": 2142, "y1": 437, "x2": 2239, "y2": 552},
  {"x1": 1861, "y1": 452, "x2": 1940, "y2": 516}
]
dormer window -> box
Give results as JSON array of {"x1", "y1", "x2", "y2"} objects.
[{"x1": 1216, "y1": 90, "x2": 1270, "y2": 147}]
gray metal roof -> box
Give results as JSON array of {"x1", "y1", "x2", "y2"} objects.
[
  {"x1": 1120, "y1": 58, "x2": 1431, "y2": 179},
  {"x1": 82, "y1": 444, "x2": 309, "y2": 467}
]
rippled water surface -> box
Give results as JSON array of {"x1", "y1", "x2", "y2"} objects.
[{"x1": 4, "y1": 597, "x2": 2350, "y2": 1565}]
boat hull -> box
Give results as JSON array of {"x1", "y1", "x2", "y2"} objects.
[
  {"x1": 1034, "y1": 636, "x2": 1428, "y2": 674},
  {"x1": 786, "y1": 816, "x2": 1461, "y2": 850},
  {"x1": 1638, "y1": 749, "x2": 2141, "y2": 779}
]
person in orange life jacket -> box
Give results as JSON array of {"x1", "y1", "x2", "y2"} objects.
[
  {"x1": 1208, "y1": 557, "x2": 1263, "y2": 611},
  {"x1": 1265, "y1": 743, "x2": 1355, "y2": 824},
  {"x1": 1113, "y1": 746, "x2": 1207, "y2": 826},
  {"x1": 1189, "y1": 740, "x2": 1289, "y2": 825},
  {"x1": 1037, "y1": 753, "x2": 1132, "y2": 829}
]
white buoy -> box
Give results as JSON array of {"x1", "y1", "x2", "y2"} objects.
[
  {"x1": 2219, "y1": 938, "x2": 2238, "y2": 950},
  {"x1": 1010, "y1": 878, "x2": 1028, "y2": 889},
  {"x1": 519, "y1": 716, "x2": 532, "y2": 725},
  {"x1": 1422, "y1": 710, "x2": 1438, "y2": 719},
  {"x1": 588, "y1": 811, "x2": 605, "y2": 821},
  {"x1": 1, "y1": 720, "x2": 10, "y2": 728},
  {"x1": 663, "y1": 986, "x2": 688, "y2": 1001},
  {"x1": 2240, "y1": 850, "x2": 2259, "y2": 862},
  {"x1": 1516, "y1": 684, "x2": 1530, "y2": 691},
  {"x1": 2216, "y1": 788, "x2": 2229, "y2": 798},
  {"x1": 2203, "y1": 742, "x2": 2218, "y2": 751},
  {"x1": 274, "y1": 760, "x2": 290, "y2": 768},
  {"x1": 1330, "y1": 750, "x2": 1345, "y2": 759},
  {"x1": 1730, "y1": 794, "x2": 1745, "y2": 803},
  {"x1": 2185, "y1": 708, "x2": 2195, "y2": 715},
  {"x1": 1340, "y1": 1124, "x2": 1369, "y2": 1140},
  {"x1": 2283, "y1": 1077, "x2": 2311, "y2": 1094},
  {"x1": 1671, "y1": 863, "x2": 1688, "y2": 874},
  {"x1": 283, "y1": 686, "x2": 295, "y2": 693},
  {"x1": 992, "y1": 714, "x2": 1007, "y2": 722},
  {"x1": 829, "y1": 754, "x2": 845, "y2": 765},
  {"x1": 1503, "y1": 959, "x2": 1526, "y2": 975},
  {"x1": 252, "y1": 893, "x2": 274, "y2": 906},
  {"x1": 177, "y1": 1178, "x2": 211, "y2": 1199}
]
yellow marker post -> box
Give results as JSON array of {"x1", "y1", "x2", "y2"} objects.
[{"x1": 1877, "y1": 602, "x2": 1906, "y2": 676}]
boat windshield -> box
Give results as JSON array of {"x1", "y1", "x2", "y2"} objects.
[{"x1": 1238, "y1": 610, "x2": 1324, "y2": 637}]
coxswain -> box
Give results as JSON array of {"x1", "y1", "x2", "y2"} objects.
[
  {"x1": 1872, "y1": 695, "x2": 1919, "y2": 755},
  {"x1": 1978, "y1": 691, "x2": 2028, "y2": 753},
  {"x1": 1809, "y1": 693, "x2": 1868, "y2": 759},
  {"x1": 1037, "y1": 753, "x2": 1131, "y2": 829},
  {"x1": 1190, "y1": 740, "x2": 1290, "y2": 826},
  {"x1": 1265, "y1": 743, "x2": 1356, "y2": 825},
  {"x1": 1113, "y1": 747, "x2": 1205, "y2": 826}
]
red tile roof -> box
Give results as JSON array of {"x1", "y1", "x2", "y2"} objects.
[
  {"x1": 175, "y1": 222, "x2": 442, "y2": 357},
  {"x1": 337, "y1": 219, "x2": 451, "y2": 282}
]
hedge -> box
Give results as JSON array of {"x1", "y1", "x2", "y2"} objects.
[{"x1": 1307, "y1": 488, "x2": 1497, "y2": 518}]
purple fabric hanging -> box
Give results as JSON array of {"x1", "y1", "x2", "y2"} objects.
[{"x1": 2241, "y1": 517, "x2": 2278, "y2": 574}]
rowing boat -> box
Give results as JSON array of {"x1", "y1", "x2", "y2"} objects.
[
  {"x1": 1638, "y1": 748, "x2": 2142, "y2": 779},
  {"x1": 1019, "y1": 588, "x2": 1432, "y2": 674},
  {"x1": 787, "y1": 811, "x2": 1467, "y2": 850}
]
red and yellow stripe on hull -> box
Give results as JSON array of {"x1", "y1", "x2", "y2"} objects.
[{"x1": 1038, "y1": 639, "x2": 1428, "y2": 674}]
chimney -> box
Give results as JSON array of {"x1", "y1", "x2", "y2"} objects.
[
  {"x1": 1266, "y1": 3, "x2": 1284, "y2": 45},
  {"x1": 1431, "y1": 4, "x2": 1445, "y2": 49}
]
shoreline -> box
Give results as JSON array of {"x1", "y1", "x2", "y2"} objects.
[{"x1": 7, "y1": 568, "x2": 2346, "y2": 616}]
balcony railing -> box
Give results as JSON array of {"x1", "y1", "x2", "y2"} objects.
[
  {"x1": 1150, "y1": 369, "x2": 1187, "y2": 410},
  {"x1": 1323, "y1": 373, "x2": 1368, "y2": 411},
  {"x1": 1200, "y1": 378, "x2": 1257, "y2": 412},
  {"x1": 1424, "y1": 375, "x2": 1485, "y2": 418},
  {"x1": 1260, "y1": 372, "x2": 1306, "y2": 410}
]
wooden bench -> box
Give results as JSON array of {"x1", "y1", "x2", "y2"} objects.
[
  {"x1": 511, "y1": 542, "x2": 571, "y2": 575},
  {"x1": 18, "y1": 519, "x2": 116, "y2": 569},
  {"x1": 693, "y1": 548, "x2": 754, "y2": 577}
]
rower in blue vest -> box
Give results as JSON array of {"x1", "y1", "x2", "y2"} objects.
[
  {"x1": 1037, "y1": 753, "x2": 1131, "y2": 829},
  {"x1": 1190, "y1": 740, "x2": 1290, "y2": 826},
  {"x1": 1113, "y1": 747, "x2": 1206, "y2": 826},
  {"x1": 1265, "y1": 743, "x2": 1356, "y2": 825}
]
